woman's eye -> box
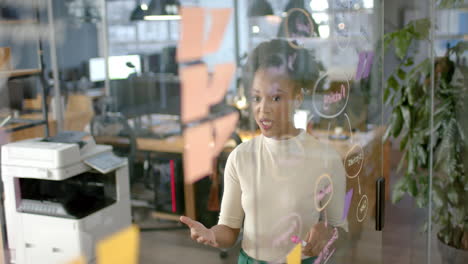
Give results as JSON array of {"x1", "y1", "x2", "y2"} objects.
[
  {"x1": 251, "y1": 96, "x2": 260, "y2": 102},
  {"x1": 273, "y1": 96, "x2": 281, "y2": 102}
]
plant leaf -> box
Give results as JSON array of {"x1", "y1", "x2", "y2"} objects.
[
  {"x1": 404, "y1": 57, "x2": 414, "y2": 67},
  {"x1": 392, "y1": 177, "x2": 407, "y2": 203},
  {"x1": 450, "y1": 41, "x2": 468, "y2": 56},
  {"x1": 394, "y1": 30, "x2": 412, "y2": 60},
  {"x1": 397, "y1": 68, "x2": 406, "y2": 80},
  {"x1": 387, "y1": 75, "x2": 399, "y2": 91},
  {"x1": 392, "y1": 107, "x2": 404, "y2": 137},
  {"x1": 416, "y1": 145, "x2": 427, "y2": 166},
  {"x1": 408, "y1": 149, "x2": 416, "y2": 173},
  {"x1": 396, "y1": 151, "x2": 407, "y2": 173},
  {"x1": 409, "y1": 18, "x2": 431, "y2": 40},
  {"x1": 384, "y1": 32, "x2": 395, "y2": 51},
  {"x1": 401, "y1": 105, "x2": 412, "y2": 130},
  {"x1": 433, "y1": 184, "x2": 446, "y2": 209},
  {"x1": 384, "y1": 87, "x2": 391, "y2": 104},
  {"x1": 408, "y1": 175, "x2": 418, "y2": 197},
  {"x1": 447, "y1": 188, "x2": 459, "y2": 205},
  {"x1": 400, "y1": 134, "x2": 409, "y2": 151}
]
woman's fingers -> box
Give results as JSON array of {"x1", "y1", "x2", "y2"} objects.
[
  {"x1": 190, "y1": 232, "x2": 199, "y2": 240},
  {"x1": 181, "y1": 215, "x2": 218, "y2": 247},
  {"x1": 303, "y1": 222, "x2": 333, "y2": 256},
  {"x1": 180, "y1": 216, "x2": 197, "y2": 228}
]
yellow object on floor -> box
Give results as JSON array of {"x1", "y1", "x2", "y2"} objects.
[
  {"x1": 67, "y1": 256, "x2": 86, "y2": 264},
  {"x1": 97, "y1": 225, "x2": 140, "y2": 264}
]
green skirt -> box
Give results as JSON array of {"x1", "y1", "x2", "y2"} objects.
[{"x1": 238, "y1": 248, "x2": 317, "y2": 264}]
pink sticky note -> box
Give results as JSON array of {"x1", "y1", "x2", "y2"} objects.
[
  {"x1": 203, "y1": 8, "x2": 232, "y2": 55},
  {"x1": 177, "y1": 8, "x2": 205, "y2": 62},
  {"x1": 212, "y1": 111, "x2": 239, "y2": 155},
  {"x1": 355, "y1": 51, "x2": 374, "y2": 80},
  {"x1": 183, "y1": 123, "x2": 213, "y2": 184},
  {"x1": 180, "y1": 64, "x2": 209, "y2": 123},
  {"x1": 342, "y1": 188, "x2": 354, "y2": 221},
  {"x1": 207, "y1": 63, "x2": 236, "y2": 105}
]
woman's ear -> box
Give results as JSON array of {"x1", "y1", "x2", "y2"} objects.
[{"x1": 294, "y1": 93, "x2": 304, "y2": 108}]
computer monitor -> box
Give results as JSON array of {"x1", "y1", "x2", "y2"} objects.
[
  {"x1": 89, "y1": 55, "x2": 142, "y2": 82},
  {"x1": 109, "y1": 76, "x2": 180, "y2": 118}
]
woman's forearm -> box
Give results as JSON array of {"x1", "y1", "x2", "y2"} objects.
[{"x1": 210, "y1": 224, "x2": 241, "y2": 248}]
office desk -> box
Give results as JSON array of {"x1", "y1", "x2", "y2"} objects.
[
  {"x1": 136, "y1": 135, "x2": 195, "y2": 221},
  {"x1": 94, "y1": 134, "x2": 194, "y2": 221},
  {"x1": 96, "y1": 127, "x2": 387, "y2": 225},
  {"x1": 312, "y1": 127, "x2": 388, "y2": 243},
  {"x1": 0, "y1": 113, "x2": 57, "y2": 142}
]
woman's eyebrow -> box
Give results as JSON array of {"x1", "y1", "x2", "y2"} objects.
[{"x1": 269, "y1": 88, "x2": 286, "y2": 94}]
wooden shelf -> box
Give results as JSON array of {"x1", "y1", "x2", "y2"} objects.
[
  {"x1": 0, "y1": 69, "x2": 41, "y2": 78},
  {"x1": 437, "y1": 4, "x2": 468, "y2": 11},
  {"x1": 0, "y1": 19, "x2": 38, "y2": 25},
  {"x1": 110, "y1": 40, "x2": 177, "y2": 45},
  {"x1": 436, "y1": 34, "x2": 468, "y2": 40}
]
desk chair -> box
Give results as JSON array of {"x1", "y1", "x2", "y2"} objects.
[
  {"x1": 65, "y1": 94, "x2": 94, "y2": 131},
  {"x1": 196, "y1": 132, "x2": 243, "y2": 259}
]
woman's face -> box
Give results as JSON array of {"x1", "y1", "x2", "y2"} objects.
[{"x1": 251, "y1": 67, "x2": 302, "y2": 139}]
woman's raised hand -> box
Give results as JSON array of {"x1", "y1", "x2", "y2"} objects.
[
  {"x1": 302, "y1": 221, "x2": 336, "y2": 257},
  {"x1": 180, "y1": 216, "x2": 219, "y2": 247}
]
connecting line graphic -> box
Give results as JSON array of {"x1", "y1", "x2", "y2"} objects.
[
  {"x1": 325, "y1": 122, "x2": 331, "y2": 168},
  {"x1": 357, "y1": 175, "x2": 362, "y2": 195},
  {"x1": 324, "y1": 210, "x2": 328, "y2": 228},
  {"x1": 344, "y1": 113, "x2": 353, "y2": 144}
]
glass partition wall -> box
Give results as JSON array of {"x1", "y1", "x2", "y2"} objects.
[
  {"x1": 1, "y1": 0, "x2": 467, "y2": 264},
  {"x1": 243, "y1": 0, "x2": 385, "y2": 263}
]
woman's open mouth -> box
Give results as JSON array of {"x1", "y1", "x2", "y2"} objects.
[{"x1": 259, "y1": 119, "x2": 273, "y2": 131}]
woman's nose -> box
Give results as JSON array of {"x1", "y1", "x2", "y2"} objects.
[{"x1": 258, "y1": 98, "x2": 271, "y2": 113}]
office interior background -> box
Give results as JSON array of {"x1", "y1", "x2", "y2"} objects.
[{"x1": 0, "y1": 0, "x2": 467, "y2": 263}]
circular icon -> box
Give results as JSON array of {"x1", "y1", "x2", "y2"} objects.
[
  {"x1": 312, "y1": 73, "x2": 350, "y2": 119},
  {"x1": 332, "y1": 0, "x2": 352, "y2": 51},
  {"x1": 344, "y1": 144, "x2": 364, "y2": 178},
  {"x1": 284, "y1": 8, "x2": 315, "y2": 49},
  {"x1": 314, "y1": 173, "x2": 334, "y2": 212},
  {"x1": 270, "y1": 213, "x2": 303, "y2": 250},
  {"x1": 356, "y1": 194, "x2": 368, "y2": 222}
]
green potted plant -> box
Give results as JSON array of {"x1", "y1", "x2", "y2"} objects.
[{"x1": 383, "y1": 15, "x2": 468, "y2": 262}]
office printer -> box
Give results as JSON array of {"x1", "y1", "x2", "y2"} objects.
[{"x1": 1, "y1": 133, "x2": 131, "y2": 264}]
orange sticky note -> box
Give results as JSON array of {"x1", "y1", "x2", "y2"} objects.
[
  {"x1": 203, "y1": 8, "x2": 232, "y2": 55},
  {"x1": 183, "y1": 123, "x2": 213, "y2": 183},
  {"x1": 212, "y1": 112, "x2": 239, "y2": 155},
  {"x1": 96, "y1": 225, "x2": 139, "y2": 264},
  {"x1": 67, "y1": 256, "x2": 86, "y2": 264},
  {"x1": 287, "y1": 243, "x2": 302, "y2": 264},
  {"x1": 177, "y1": 7, "x2": 205, "y2": 62},
  {"x1": 207, "y1": 63, "x2": 236, "y2": 105},
  {"x1": 180, "y1": 64, "x2": 209, "y2": 123}
]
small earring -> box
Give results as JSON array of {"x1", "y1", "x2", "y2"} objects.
[{"x1": 294, "y1": 100, "x2": 301, "y2": 108}]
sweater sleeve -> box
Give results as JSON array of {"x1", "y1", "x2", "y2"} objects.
[{"x1": 218, "y1": 148, "x2": 244, "y2": 229}]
